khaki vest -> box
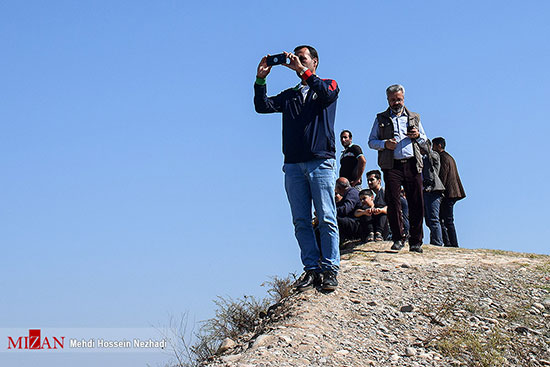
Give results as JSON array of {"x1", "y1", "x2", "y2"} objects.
[{"x1": 375, "y1": 107, "x2": 423, "y2": 173}]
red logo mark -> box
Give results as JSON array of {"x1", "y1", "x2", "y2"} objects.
[{"x1": 7, "y1": 329, "x2": 65, "y2": 350}]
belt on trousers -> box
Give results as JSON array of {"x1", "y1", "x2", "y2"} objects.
[{"x1": 394, "y1": 157, "x2": 414, "y2": 164}]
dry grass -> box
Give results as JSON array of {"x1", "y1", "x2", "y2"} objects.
[
  {"x1": 262, "y1": 273, "x2": 296, "y2": 303},
  {"x1": 163, "y1": 273, "x2": 296, "y2": 367},
  {"x1": 483, "y1": 249, "x2": 548, "y2": 260},
  {"x1": 424, "y1": 277, "x2": 549, "y2": 367},
  {"x1": 434, "y1": 321, "x2": 508, "y2": 367}
]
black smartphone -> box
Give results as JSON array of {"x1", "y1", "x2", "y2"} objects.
[{"x1": 266, "y1": 53, "x2": 287, "y2": 66}]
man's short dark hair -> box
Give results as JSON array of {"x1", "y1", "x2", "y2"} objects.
[
  {"x1": 340, "y1": 130, "x2": 352, "y2": 138},
  {"x1": 432, "y1": 137, "x2": 446, "y2": 149},
  {"x1": 294, "y1": 45, "x2": 319, "y2": 64},
  {"x1": 366, "y1": 170, "x2": 381, "y2": 180},
  {"x1": 359, "y1": 189, "x2": 374, "y2": 197}
]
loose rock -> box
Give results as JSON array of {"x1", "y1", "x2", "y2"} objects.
[
  {"x1": 251, "y1": 334, "x2": 273, "y2": 349},
  {"x1": 400, "y1": 305, "x2": 414, "y2": 312},
  {"x1": 217, "y1": 338, "x2": 236, "y2": 354}
]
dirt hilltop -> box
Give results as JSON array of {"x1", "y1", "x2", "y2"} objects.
[{"x1": 205, "y1": 243, "x2": 550, "y2": 367}]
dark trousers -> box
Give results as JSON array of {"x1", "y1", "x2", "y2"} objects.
[
  {"x1": 383, "y1": 158, "x2": 424, "y2": 247},
  {"x1": 337, "y1": 216, "x2": 360, "y2": 241},
  {"x1": 440, "y1": 197, "x2": 459, "y2": 247},
  {"x1": 317, "y1": 216, "x2": 360, "y2": 246},
  {"x1": 358, "y1": 214, "x2": 388, "y2": 238},
  {"x1": 400, "y1": 196, "x2": 410, "y2": 236}
]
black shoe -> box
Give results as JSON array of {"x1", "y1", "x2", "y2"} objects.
[
  {"x1": 321, "y1": 270, "x2": 338, "y2": 291},
  {"x1": 366, "y1": 232, "x2": 375, "y2": 242},
  {"x1": 296, "y1": 270, "x2": 319, "y2": 292},
  {"x1": 390, "y1": 240, "x2": 404, "y2": 251},
  {"x1": 409, "y1": 245, "x2": 423, "y2": 253},
  {"x1": 374, "y1": 232, "x2": 383, "y2": 242}
]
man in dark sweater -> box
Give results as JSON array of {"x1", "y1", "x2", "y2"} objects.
[
  {"x1": 432, "y1": 137, "x2": 466, "y2": 247},
  {"x1": 254, "y1": 45, "x2": 340, "y2": 291},
  {"x1": 335, "y1": 177, "x2": 361, "y2": 242},
  {"x1": 366, "y1": 170, "x2": 389, "y2": 240},
  {"x1": 354, "y1": 189, "x2": 377, "y2": 242}
]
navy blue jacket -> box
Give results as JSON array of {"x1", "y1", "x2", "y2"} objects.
[
  {"x1": 337, "y1": 187, "x2": 360, "y2": 218},
  {"x1": 254, "y1": 73, "x2": 339, "y2": 163}
]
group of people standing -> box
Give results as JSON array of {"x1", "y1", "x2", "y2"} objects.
[
  {"x1": 254, "y1": 45, "x2": 465, "y2": 292},
  {"x1": 337, "y1": 126, "x2": 465, "y2": 250}
]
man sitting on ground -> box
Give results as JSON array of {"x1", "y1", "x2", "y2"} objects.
[
  {"x1": 354, "y1": 189, "x2": 375, "y2": 242},
  {"x1": 355, "y1": 189, "x2": 388, "y2": 242},
  {"x1": 366, "y1": 170, "x2": 389, "y2": 240},
  {"x1": 334, "y1": 177, "x2": 361, "y2": 243}
]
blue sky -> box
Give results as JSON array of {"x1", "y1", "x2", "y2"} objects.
[{"x1": 1, "y1": 1, "x2": 549, "y2": 366}]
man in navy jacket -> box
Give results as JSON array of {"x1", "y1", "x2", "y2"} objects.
[
  {"x1": 254, "y1": 45, "x2": 340, "y2": 291},
  {"x1": 335, "y1": 177, "x2": 361, "y2": 242}
]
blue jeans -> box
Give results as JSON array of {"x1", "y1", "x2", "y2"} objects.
[
  {"x1": 283, "y1": 158, "x2": 340, "y2": 273},
  {"x1": 440, "y1": 197, "x2": 459, "y2": 247},
  {"x1": 423, "y1": 191, "x2": 444, "y2": 246}
]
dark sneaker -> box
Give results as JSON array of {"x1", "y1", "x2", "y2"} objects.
[
  {"x1": 409, "y1": 245, "x2": 423, "y2": 253},
  {"x1": 390, "y1": 240, "x2": 404, "y2": 251},
  {"x1": 296, "y1": 270, "x2": 319, "y2": 292},
  {"x1": 374, "y1": 232, "x2": 383, "y2": 242},
  {"x1": 366, "y1": 232, "x2": 375, "y2": 242},
  {"x1": 321, "y1": 271, "x2": 338, "y2": 291}
]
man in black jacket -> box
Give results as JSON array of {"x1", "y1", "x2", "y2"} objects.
[
  {"x1": 254, "y1": 45, "x2": 340, "y2": 291},
  {"x1": 335, "y1": 177, "x2": 361, "y2": 242}
]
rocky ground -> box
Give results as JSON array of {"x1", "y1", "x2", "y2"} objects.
[{"x1": 204, "y1": 242, "x2": 550, "y2": 367}]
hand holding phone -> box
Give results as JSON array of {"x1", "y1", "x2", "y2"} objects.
[
  {"x1": 406, "y1": 126, "x2": 419, "y2": 139},
  {"x1": 266, "y1": 53, "x2": 288, "y2": 66}
]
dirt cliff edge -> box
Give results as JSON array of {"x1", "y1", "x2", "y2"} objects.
[{"x1": 206, "y1": 243, "x2": 550, "y2": 367}]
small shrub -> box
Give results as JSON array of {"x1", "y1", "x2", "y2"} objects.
[
  {"x1": 262, "y1": 273, "x2": 296, "y2": 303},
  {"x1": 163, "y1": 273, "x2": 296, "y2": 367},
  {"x1": 202, "y1": 295, "x2": 270, "y2": 341}
]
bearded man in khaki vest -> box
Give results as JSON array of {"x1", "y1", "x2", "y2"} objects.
[{"x1": 368, "y1": 84, "x2": 428, "y2": 253}]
